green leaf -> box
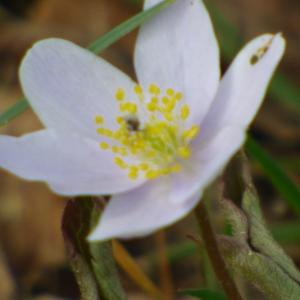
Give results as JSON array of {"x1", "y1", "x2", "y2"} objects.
[
  {"x1": 0, "y1": 0, "x2": 174, "y2": 127},
  {"x1": 179, "y1": 288, "x2": 227, "y2": 300},
  {"x1": 246, "y1": 136, "x2": 300, "y2": 217}
]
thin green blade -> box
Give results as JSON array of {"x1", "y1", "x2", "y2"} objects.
[
  {"x1": 246, "y1": 136, "x2": 300, "y2": 216},
  {"x1": 0, "y1": 98, "x2": 29, "y2": 127},
  {"x1": 88, "y1": 0, "x2": 173, "y2": 53},
  {"x1": 0, "y1": 0, "x2": 173, "y2": 127},
  {"x1": 179, "y1": 288, "x2": 227, "y2": 300},
  {"x1": 204, "y1": 0, "x2": 300, "y2": 110}
]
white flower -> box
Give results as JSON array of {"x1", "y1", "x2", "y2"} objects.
[{"x1": 0, "y1": 0, "x2": 285, "y2": 241}]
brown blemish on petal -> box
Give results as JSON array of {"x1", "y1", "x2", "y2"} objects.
[{"x1": 250, "y1": 35, "x2": 275, "y2": 65}]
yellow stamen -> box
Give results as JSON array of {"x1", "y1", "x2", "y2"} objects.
[
  {"x1": 139, "y1": 163, "x2": 149, "y2": 170},
  {"x1": 148, "y1": 84, "x2": 160, "y2": 95},
  {"x1": 183, "y1": 126, "x2": 200, "y2": 141},
  {"x1": 180, "y1": 104, "x2": 190, "y2": 120},
  {"x1": 166, "y1": 88, "x2": 175, "y2": 96},
  {"x1": 115, "y1": 88, "x2": 125, "y2": 101},
  {"x1": 100, "y1": 141, "x2": 109, "y2": 150},
  {"x1": 177, "y1": 146, "x2": 191, "y2": 159},
  {"x1": 95, "y1": 115, "x2": 104, "y2": 125},
  {"x1": 114, "y1": 157, "x2": 127, "y2": 169},
  {"x1": 95, "y1": 84, "x2": 200, "y2": 181},
  {"x1": 134, "y1": 85, "x2": 143, "y2": 95}
]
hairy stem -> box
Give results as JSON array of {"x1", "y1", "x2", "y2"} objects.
[{"x1": 194, "y1": 200, "x2": 243, "y2": 300}]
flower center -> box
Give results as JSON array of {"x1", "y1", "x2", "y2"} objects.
[{"x1": 94, "y1": 84, "x2": 200, "y2": 180}]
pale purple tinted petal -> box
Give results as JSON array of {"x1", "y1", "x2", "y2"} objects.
[
  {"x1": 135, "y1": 0, "x2": 220, "y2": 125},
  {"x1": 88, "y1": 126, "x2": 244, "y2": 240},
  {"x1": 168, "y1": 126, "x2": 245, "y2": 203},
  {"x1": 0, "y1": 130, "x2": 145, "y2": 196},
  {"x1": 20, "y1": 38, "x2": 137, "y2": 139},
  {"x1": 88, "y1": 179, "x2": 200, "y2": 241},
  {"x1": 201, "y1": 33, "x2": 285, "y2": 137}
]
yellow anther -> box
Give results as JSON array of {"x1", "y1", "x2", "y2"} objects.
[
  {"x1": 113, "y1": 131, "x2": 122, "y2": 140},
  {"x1": 165, "y1": 100, "x2": 176, "y2": 112},
  {"x1": 147, "y1": 102, "x2": 157, "y2": 112},
  {"x1": 177, "y1": 146, "x2": 191, "y2": 159},
  {"x1": 120, "y1": 102, "x2": 137, "y2": 114},
  {"x1": 146, "y1": 169, "x2": 160, "y2": 180},
  {"x1": 100, "y1": 141, "x2": 109, "y2": 150},
  {"x1": 162, "y1": 96, "x2": 169, "y2": 105},
  {"x1": 150, "y1": 97, "x2": 159, "y2": 104},
  {"x1": 171, "y1": 164, "x2": 181, "y2": 173},
  {"x1": 115, "y1": 88, "x2": 125, "y2": 101},
  {"x1": 139, "y1": 163, "x2": 149, "y2": 171},
  {"x1": 175, "y1": 92, "x2": 183, "y2": 101},
  {"x1": 112, "y1": 145, "x2": 119, "y2": 153},
  {"x1": 116, "y1": 116, "x2": 124, "y2": 124},
  {"x1": 134, "y1": 85, "x2": 143, "y2": 95},
  {"x1": 119, "y1": 103, "x2": 126, "y2": 112},
  {"x1": 163, "y1": 112, "x2": 173, "y2": 122},
  {"x1": 166, "y1": 88, "x2": 175, "y2": 96},
  {"x1": 128, "y1": 170, "x2": 138, "y2": 180},
  {"x1": 148, "y1": 83, "x2": 160, "y2": 95},
  {"x1": 181, "y1": 104, "x2": 190, "y2": 120},
  {"x1": 114, "y1": 157, "x2": 127, "y2": 169},
  {"x1": 160, "y1": 168, "x2": 171, "y2": 175},
  {"x1": 97, "y1": 127, "x2": 106, "y2": 135},
  {"x1": 100, "y1": 128, "x2": 113, "y2": 138},
  {"x1": 95, "y1": 115, "x2": 104, "y2": 125},
  {"x1": 129, "y1": 166, "x2": 138, "y2": 173},
  {"x1": 119, "y1": 147, "x2": 128, "y2": 156},
  {"x1": 95, "y1": 85, "x2": 198, "y2": 181},
  {"x1": 129, "y1": 103, "x2": 137, "y2": 114},
  {"x1": 183, "y1": 125, "x2": 200, "y2": 140}
]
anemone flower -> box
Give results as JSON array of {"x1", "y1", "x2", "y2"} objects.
[{"x1": 0, "y1": 0, "x2": 285, "y2": 241}]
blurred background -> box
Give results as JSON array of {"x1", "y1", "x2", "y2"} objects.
[{"x1": 0, "y1": 0, "x2": 299, "y2": 299}]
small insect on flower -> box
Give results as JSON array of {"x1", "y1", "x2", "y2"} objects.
[
  {"x1": 0, "y1": 0, "x2": 285, "y2": 241},
  {"x1": 124, "y1": 116, "x2": 141, "y2": 132}
]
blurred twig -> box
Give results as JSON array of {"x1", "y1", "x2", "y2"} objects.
[
  {"x1": 112, "y1": 240, "x2": 164, "y2": 300},
  {"x1": 154, "y1": 230, "x2": 174, "y2": 300},
  {"x1": 0, "y1": 245, "x2": 15, "y2": 300}
]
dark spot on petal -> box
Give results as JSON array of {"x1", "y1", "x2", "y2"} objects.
[
  {"x1": 249, "y1": 35, "x2": 274, "y2": 65},
  {"x1": 250, "y1": 54, "x2": 260, "y2": 65}
]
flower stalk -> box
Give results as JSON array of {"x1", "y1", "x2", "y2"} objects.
[{"x1": 194, "y1": 199, "x2": 243, "y2": 300}]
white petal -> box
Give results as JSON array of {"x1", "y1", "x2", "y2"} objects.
[
  {"x1": 88, "y1": 179, "x2": 200, "y2": 241},
  {"x1": 88, "y1": 126, "x2": 244, "y2": 240},
  {"x1": 20, "y1": 38, "x2": 137, "y2": 139},
  {"x1": 201, "y1": 33, "x2": 285, "y2": 136},
  {"x1": 170, "y1": 126, "x2": 245, "y2": 203},
  {"x1": 134, "y1": 0, "x2": 220, "y2": 125},
  {"x1": 0, "y1": 130, "x2": 145, "y2": 196}
]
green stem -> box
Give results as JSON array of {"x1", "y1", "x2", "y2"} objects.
[{"x1": 194, "y1": 200, "x2": 243, "y2": 300}]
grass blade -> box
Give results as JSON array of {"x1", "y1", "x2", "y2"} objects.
[
  {"x1": 0, "y1": 0, "x2": 173, "y2": 127},
  {"x1": 204, "y1": 1, "x2": 300, "y2": 110},
  {"x1": 246, "y1": 136, "x2": 300, "y2": 216},
  {"x1": 0, "y1": 98, "x2": 29, "y2": 126},
  {"x1": 179, "y1": 288, "x2": 227, "y2": 300},
  {"x1": 88, "y1": 0, "x2": 173, "y2": 53}
]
